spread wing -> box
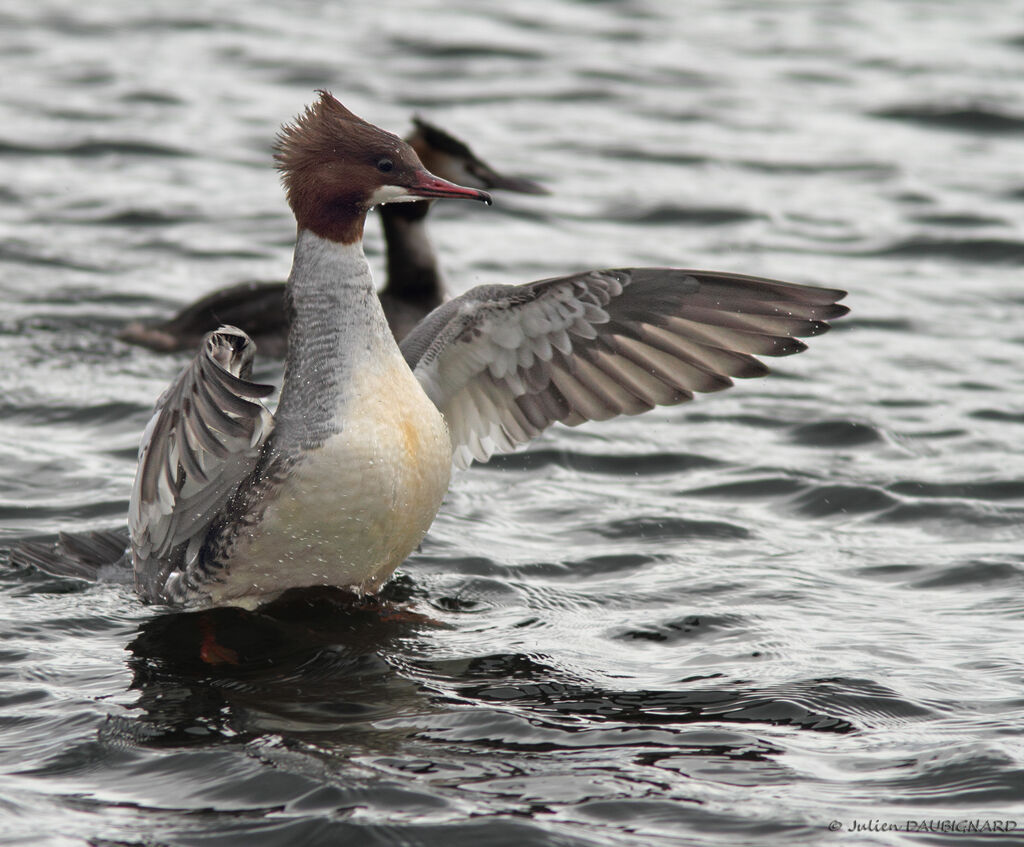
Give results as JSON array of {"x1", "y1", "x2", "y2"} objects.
[
  {"x1": 128, "y1": 326, "x2": 275, "y2": 575},
  {"x1": 401, "y1": 268, "x2": 848, "y2": 469}
]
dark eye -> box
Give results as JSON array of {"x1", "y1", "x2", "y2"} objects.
[{"x1": 376, "y1": 158, "x2": 394, "y2": 173}]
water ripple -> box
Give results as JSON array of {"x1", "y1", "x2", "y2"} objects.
[
  {"x1": 0, "y1": 139, "x2": 190, "y2": 158},
  {"x1": 872, "y1": 104, "x2": 1024, "y2": 134}
]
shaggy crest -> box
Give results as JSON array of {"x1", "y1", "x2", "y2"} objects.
[
  {"x1": 272, "y1": 91, "x2": 415, "y2": 242},
  {"x1": 274, "y1": 90, "x2": 399, "y2": 178}
]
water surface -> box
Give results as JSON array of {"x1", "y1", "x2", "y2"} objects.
[{"x1": 2, "y1": 1, "x2": 1024, "y2": 845}]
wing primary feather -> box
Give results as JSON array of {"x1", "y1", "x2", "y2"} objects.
[
  {"x1": 661, "y1": 315, "x2": 808, "y2": 357},
  {"x1": 633, "y1": 323, "x2": 770, "y2": 380}
]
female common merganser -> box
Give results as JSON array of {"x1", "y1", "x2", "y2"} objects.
[
  {"x1": 17, "y1": 92, "x2": 848, "y2": 609},
  {"x1": 117, "y1": 119, "x2": 545, "y2": 355}
]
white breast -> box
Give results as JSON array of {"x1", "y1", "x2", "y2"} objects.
[{"x1": 208, "y1": 355, "x2": 452, "y2": 607}]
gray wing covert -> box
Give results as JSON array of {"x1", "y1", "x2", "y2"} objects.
[{"x1": 401, "y1": 268, "x2": 848, "y2": 469}]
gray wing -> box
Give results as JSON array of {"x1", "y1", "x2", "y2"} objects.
[
  {"x1": 401, "y1": 268, "x2": 848, "y2": 469},
  {"x1": 128, "y1": 326, "x2": 275, "y2": 583}
]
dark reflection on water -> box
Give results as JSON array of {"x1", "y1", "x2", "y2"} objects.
[
  {"x1": 3, "y1": 0, "x2": 1024, "y2": 845},
  {"x1": 125, "y1": 588, "x2": 429, "y2": 743},
  {"x1": 124, "y1": 588, "x2": 857, "y2": 747}
]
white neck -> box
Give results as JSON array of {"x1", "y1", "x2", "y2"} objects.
[{"x1": 273, "y1": 229, "x2": 402, "y2": 451}]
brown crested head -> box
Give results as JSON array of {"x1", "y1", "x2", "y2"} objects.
[{"x1": 275, "y1": 91, "x2": 490, "y2": 244}]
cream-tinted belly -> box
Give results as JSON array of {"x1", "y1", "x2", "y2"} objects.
[{"x1": 209, "y1": 361, "x2": 451, "y2": 606}]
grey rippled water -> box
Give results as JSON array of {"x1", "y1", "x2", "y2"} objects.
[{"x1": 2, "y1": 1, "x2": 1024, "y2": 845}]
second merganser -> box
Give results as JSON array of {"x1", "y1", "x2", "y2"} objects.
[
  {"x1": 117, "y1": 119, "x2": 545, "y2": 355},
  {"x1": 381, "y1": 118, "x2": 547, "y2": 341},
  {"x1": 16, "y1": 92, "x2": 849, "y2": 609}
]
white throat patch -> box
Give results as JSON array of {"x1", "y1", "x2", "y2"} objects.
[{"x1": 369, "y1": 184, "x2": 425, "y2": 206}]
